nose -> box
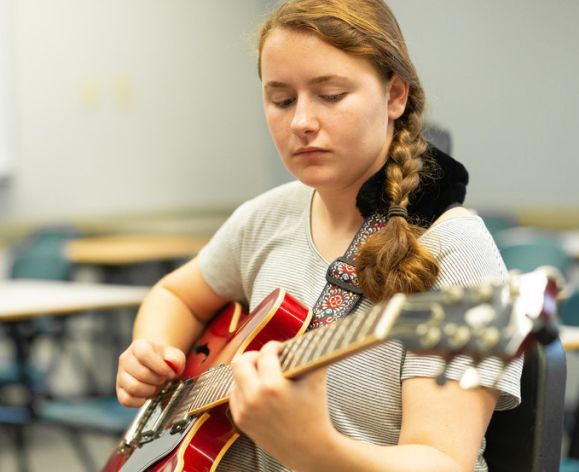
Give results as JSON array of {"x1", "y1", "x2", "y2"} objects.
[{"x1": 290, "y1": 97, "x2": 320, "y2": 138}]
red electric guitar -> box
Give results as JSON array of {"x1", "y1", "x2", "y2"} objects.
[{"x1": 102, "y1": 267, "x2": 561, "y2": 472}]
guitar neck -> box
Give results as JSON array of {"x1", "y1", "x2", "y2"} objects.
[{"x1": 184, "y1": 295, "x2": 405, "y2": 416}]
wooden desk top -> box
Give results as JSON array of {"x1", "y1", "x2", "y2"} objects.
[
  {"x1": 0, "y1": 279, "x2": 148, "y2": 321},
  {"x1": 65, "y1": 234, "x2": 210, "y2": 266}
]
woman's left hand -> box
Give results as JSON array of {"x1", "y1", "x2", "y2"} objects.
[{"x1": 229, "y1": 340, "x2": 335, "y2": 466}]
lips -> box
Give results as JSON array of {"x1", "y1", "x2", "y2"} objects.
[{"x1": 294, "y1": 147, "x2": 328, "y2": 156}]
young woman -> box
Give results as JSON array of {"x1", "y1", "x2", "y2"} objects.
[{"x1": 115, "y1": 1, "x2": 521, "y2": 470}]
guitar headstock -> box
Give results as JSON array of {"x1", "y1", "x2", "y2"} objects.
[{"x1": 375, "y1": 266, "x2": 563, "y2": 363}]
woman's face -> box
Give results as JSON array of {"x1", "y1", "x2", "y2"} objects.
[{"x1": 260, "y1": 27, "x2": 407, "y2": 194}]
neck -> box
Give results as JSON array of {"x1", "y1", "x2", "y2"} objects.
[{"x1": 312, "y1": 188, "x2": 363, "y2": 234}]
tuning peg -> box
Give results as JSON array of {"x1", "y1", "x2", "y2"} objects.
[
  {"x1": 475, "y1": 326, "x2": 502, "y2": 352},
  {"x1": 435, "y1": 364, "x2": 449, "y2": 386},
  {"x1": 416, "y1": 323, "x2": 442, "y2": 349},
  {"x1": 473, "y1": 282, "x2": 494, "y2": 301},
  {"x1": 444, "y1": 323, "x2": 472, "y2": 350},
  {"x1": 444, "y1": 286, "x2": 464, "y2": 302},
  {"x1": 459, "y1": 366, "x2": 481, "y2": 390}
]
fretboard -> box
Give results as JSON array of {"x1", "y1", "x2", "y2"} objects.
[{"x1": 183, "y1": 299, "x2": 397, "y2": 417}]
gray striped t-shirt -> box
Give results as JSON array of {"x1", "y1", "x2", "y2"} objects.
[{"x1": 197, "y1": 180, "x2": 522, "y2": 472}]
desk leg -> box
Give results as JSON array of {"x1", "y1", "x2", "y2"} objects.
[{"x1": 5, "y1": 322, "x2": 34, "y2": 472}]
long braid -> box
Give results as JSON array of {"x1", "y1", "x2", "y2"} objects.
[{"x1": 357, "y1": 89, "x2": 439, "y2": 302}]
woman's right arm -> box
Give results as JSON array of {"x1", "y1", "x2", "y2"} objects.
[{"x1": 116, "y1": 257, "x2": 229, "y2": 407}]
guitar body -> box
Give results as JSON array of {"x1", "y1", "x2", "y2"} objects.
[{"x1": 102, "y1": 288, "x2": 312, "y2": 472}]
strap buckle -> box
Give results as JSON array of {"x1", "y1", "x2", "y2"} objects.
[{"x1": 325, "y1": 256, "x2": 363, "y2": 295}]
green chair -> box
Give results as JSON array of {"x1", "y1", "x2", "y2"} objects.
[
  {"x1": 561, "y1": 289, "x2": 579, "y2": 327},
  {"x1": 496, "y1": 237, "x2": 571, "y2": 275},
  {"x1": 480, "y1": 212, "x2": 518, "y2": 238}
]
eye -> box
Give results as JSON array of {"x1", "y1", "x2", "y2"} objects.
[
  {"x1": 271, "y1": 97, "x2": 295, "y2": 109},
  {"x1": 320, "y1": 92, "x2": 347, "y2": 103}
]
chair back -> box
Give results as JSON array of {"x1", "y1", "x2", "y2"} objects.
[
  {"x1": 497, "y1": 237, "x2": 571, "y2": 275},
  {"x1": 561, "y1": 289, "x2": 579, "y2": 327},
  {"x1": 484, "y1": 339, "x2": 566, "y2": 472},
  {"x1": 9, "y1": 226, "x2": 79, "y2": 280}
]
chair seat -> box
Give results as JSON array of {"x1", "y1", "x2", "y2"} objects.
[{"x1": 36, "y1": 396, "x2": 136, "y2": 434}]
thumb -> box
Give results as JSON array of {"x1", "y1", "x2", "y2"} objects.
[{"x1": 163, "y1": 346, "x2": 186, "y2": 377}]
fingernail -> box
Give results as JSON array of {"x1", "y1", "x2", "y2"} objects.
[{"x1": 165, "y1": 359, "x2": 179, "y2": 375}]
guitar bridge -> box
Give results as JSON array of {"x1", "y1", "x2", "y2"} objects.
[{"x1": 119, "y1": 379, "x2": 194, "y2": 451}]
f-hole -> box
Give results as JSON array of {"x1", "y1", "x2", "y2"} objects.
[{"x1": 194, "y1": 343, "x2": 210, "y2": 363}]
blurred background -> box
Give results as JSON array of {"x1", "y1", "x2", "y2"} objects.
[{"x1": 0, "y1": 0, "x2": 578, "y2": 471}]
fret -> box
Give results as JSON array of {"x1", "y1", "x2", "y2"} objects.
[
  {"x1": 279, "y1": 339, "x2": 297, "y2": 372},
  {"x1": 280, "y1": 336, "x2": 302, "y2": 370},
  {"x1": 336, "y1": 314, "x2": 366, "y2": 350},
  {"x1": 298, "y1": 329, "x2": 325, "y2": 368},
  {"x1": 191, "y1": 371, "x2": 216, "y2": 411},
  {"x1": 202, "y1": 366, "x2": 227, "y2": 406},
  {"x1": 185, "y1": 375, "x2": 206, "y2": 413},
  {"x1": 358, "y1": 304, "x2": 384, "y2": 339},
  {"x1": 212, "y1": 365, "x2": 233, "y2": 403},
  {"x1": 284, "y1": 331, "x2": 316, "y2": 371},
  {"x1": 326, "y1": 314, "x2": 356, "y2": 355},
  {"x1": 309, "y1": 320, "x2": 340, "y2": 363}
]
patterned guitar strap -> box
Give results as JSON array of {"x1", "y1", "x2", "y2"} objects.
[{"x1": 308, "y1": 211, "x2": 389, "y2": 330}]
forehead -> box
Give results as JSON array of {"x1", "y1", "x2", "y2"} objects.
[{"x1": 260, "y1": 27, "x2": 379, "y2": 84}]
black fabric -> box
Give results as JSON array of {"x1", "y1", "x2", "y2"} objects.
[{"x1": 356, "y1": 144, "x2": 469, "y2": 227}]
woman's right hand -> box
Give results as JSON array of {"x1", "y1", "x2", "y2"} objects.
[{"x1": 116, "y1": 339, "x2": 186, "y2": 408}]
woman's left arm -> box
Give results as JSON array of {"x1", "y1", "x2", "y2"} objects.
[{"x1": 229, "y1": 341, "x2": 498, "y2": 472}]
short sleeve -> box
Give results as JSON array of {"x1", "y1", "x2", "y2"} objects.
[
  {"x1": 196, "y1": 202, "x2": 249, "y2": 303},
  {"x1": 401, "y1": 216, "x2": 523, "y2": 410}
]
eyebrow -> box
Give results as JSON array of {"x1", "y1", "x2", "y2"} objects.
[{"x1": 264, "y1": 74, "x2": 350, "y2": 89}]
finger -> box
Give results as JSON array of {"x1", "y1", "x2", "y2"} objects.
[
  {"x1": 122, "y1": 354, "x2": 167, "y2": 386},
  {"x1": 231, "y1": 350, "x2": 260, "y2": 390},
  {"x1": 130, "y1": 340, "x2": 178, "y2": 379},
  {"x1": 163, "y1": 345, "x2": 186, "y2": 376},
  {"x1": 257, "y1": 341, "x2": 284, "y2": 380},
  {"x1": 117, "y1": 371, "x2": 159, "y2": 399},
  {"x1": 117, "y1": 385, "x2": 148, "y2": 408}
]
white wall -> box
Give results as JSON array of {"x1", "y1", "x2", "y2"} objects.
[
  {"x1": 388, "y1": 0, "x2": 579, "y2": 211},
  {"x1": 1, "y1": 1, "x2": 578, "y2": 225},
  {"x1": 2, "y1": 0, "x2": 275, "y2": 223},
  {"x1": 0, "y1": 0, "x2": 17, "y2": 181}
]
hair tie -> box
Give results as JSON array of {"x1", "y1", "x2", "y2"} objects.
[{"x1": 387, "y1": 205, "x2": 408, "y2": 220}]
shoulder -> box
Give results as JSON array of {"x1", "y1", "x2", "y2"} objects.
[
  {"x1": 235, "y1": 180, "x2": 311, "y2": 217},
  {"x1": 222, "y1": 180, "x2": 312, "y2": 239},
  {"x1": 419, "y1": 206, "x2": 508, "y2": 288}
]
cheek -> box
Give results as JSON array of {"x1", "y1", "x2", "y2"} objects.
[
  {"x1": 334, "y1": 106, "x2": 388, "y2": 151},
  {"x1": 265, "y1": 110, "x2": 289, "y2": 148}
]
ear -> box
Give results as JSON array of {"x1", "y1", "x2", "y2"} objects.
[{"x1": 387, "y1": 74, "x2": 409, "y2": 120}]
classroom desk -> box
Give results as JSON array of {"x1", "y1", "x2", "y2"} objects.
[
  {"x1": 0, "y1": 279, "x2": 149, "y2": 400},
  {"x1": 0, "y1": 279, "x2": 148, "y2": 322},
  {"x1": 65, "y1": 234, "x2": 209, "y2": 266}
]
